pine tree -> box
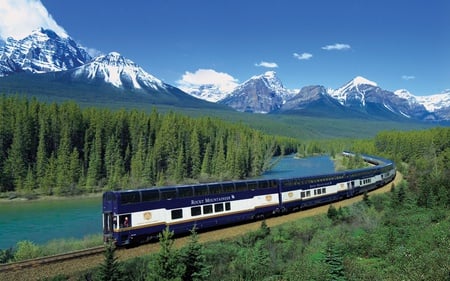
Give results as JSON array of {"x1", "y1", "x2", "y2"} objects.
[
  {"x1": 324, "y1": 241, "x2": 347, "y2": 281},
  {"x1": 180, "y1": 227, "x2": 211, "y2": 281},
  {"x1": 97, "y1": 241, "x2": 121, "y2": 281},
  {"x1": 363, "y1": 191, "x2": 371, "y2": 207},
  {"x1": 147, "y1": 227, "x2": 184, "y2": 281},
  {"x1": 327, "y1": 204, "x2": 339, "y2": 222}
]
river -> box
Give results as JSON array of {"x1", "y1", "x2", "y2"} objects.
[{"x1": 0, "y1": 155, "x2": 334, "y2": 249}]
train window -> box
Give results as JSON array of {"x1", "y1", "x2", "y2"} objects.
[
  {"x1": 214, "y1": 203, "x2": 224, "y2": 213},
  {"x1": 322, "y1": 188, "x2": 326, "y2": 194},
  {"x1": 247, "y1": 181, "x2": 258, "y2": 190},
  {"x1": 194, "y1": 185, "x2": 209, "y2": 196},
  {"x1": 281, "y1": 180, "x2": 290, "y2": 187},
  {"x1": 191, "y1": 206, "x2": 201, "y2": 217},
  {"x1": 235, "y1": 182, "x2": 248, "y2": 192},
  {"x1": 317, "y1": 189, "x2": 321, "y2": 195},
  {"x1": 161, "y1": 188, "x2": 177, "y2": 200},
  {"x1": 258, "y1": 181, "x2": 269, "y2": 189},
  {"x1": 171, "y1": 209, "x2": 183, "y2": 220},
  {"x1": 178, "y1": 186, "x2": 194, "y2": 198},
  {"x1": 141, "y1": 189, "x2": 160, "y2": 202},
  {"x1": 222, "y1": 183, "x2": 235, "y2": 193},
  {"x1": 314, "y1": 189, "x2": 317, "y2": 195},
  {"x1": 203, "y1": 205, "x2": 213, "y2": 214},
  {"x1": 225, "y1": 202, "x2": 231, "y2": 211},
  {"x1": 120, "y1": 191, "x2": 140, "y2": 205},
  {"x1": 119, "y1": 215, "x2": 131, "y2": 228},
  {"x1": 270, "y1": 180, "x2": 278, "y2": 188},
  {"x1": 208, "y1": 184, "x2": 223, "y2": 195},
  {"x1": 306, "y1": 190, "x2": 311, "y2": 197},
  {"x1": 301, "y1": 191, "x2": 305, "y2": 198}
]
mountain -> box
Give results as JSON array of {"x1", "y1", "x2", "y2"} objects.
[
  {"x1": 180, "y1": 84, "x2": 228, "y2": 102},
  {"x1": 278, "y1": 85, "x2": 364, "y2": 118},
  {"x1": 0, "y1": 29, "x2": 229, "y2": 111},
  {"x1": 404, "y1": 89, "x2": 450, "y2": 121},
  {"x1": 0, "y1": 28, "x2": 91, "y2": 76},
  {"x1": 1, "y1": 28, "x2": 448, "y2": 122},
  {"x1": 219, "y1": 71, "x2": 294, "y2": 113},
  {"x1": 329, "y1": 76, "x2": 433, "y2": 120},
  {"x1": 68, "y1": 52, "x2": 167, "y2": 91}
]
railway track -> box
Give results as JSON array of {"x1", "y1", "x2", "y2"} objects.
[
  {"x1": 0, "y1": 172, "x2": 402, "y2": 281},
  {"x1": 0, "y1": 246, "x2": 104, "y2": 273}
]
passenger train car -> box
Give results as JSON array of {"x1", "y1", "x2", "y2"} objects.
[{"x1": 103, "y1": 152, "x2": 396, "y2": 246}]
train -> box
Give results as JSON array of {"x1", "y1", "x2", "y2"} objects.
[{"x1": 102, "y1": 152, "x2": 396, "y2": 246}]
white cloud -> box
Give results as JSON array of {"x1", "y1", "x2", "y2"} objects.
[
  {"x1": 177, "y1": 69, "x2": 239, "y2": 94},
  {"x1": 402, "y1": 75, "x2": 415, "y2": 81},
  {"x1": 85, "y1": 47, "x2": 103, "y2": 58},
  {"x1": 0, "y1": 0, "x2": 67, "y2": 40},
  {"x1": 293, "y1": 52, "x2": 313, "y2": 60},
  {"x1": 255, "y1": 61, "x2": 279, "y2": 68},
  {"x1": 321, "y1": 43, "x2": 351, "y2": 51}
]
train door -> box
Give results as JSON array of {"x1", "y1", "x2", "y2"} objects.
[
  {"x1": 103, "y1": 212, "x2": 114, "y2": 242},
  {"x1": 347, "y1": 181, "x2": 355, "y2": 197}
]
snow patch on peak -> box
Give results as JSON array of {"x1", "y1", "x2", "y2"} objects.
[
  {"x1": 352, "y1": 76, "x2": 377, "y2": 87},
  {"x1": 416, "y1": 91, "x2": 450, "y2": 112},
  {"x1": 394, "y1": 89, "x2": 420, "y2": 107},
  {"x1": 74, "y1": 52, "x2": 165, "y2": 90}
]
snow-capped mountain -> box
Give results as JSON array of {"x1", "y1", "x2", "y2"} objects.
[
  {"x1": 70, "y1": 52, "x2": 167, "y2": 91},
  {"x1": 414, "y1": 90, "x2": 450, "y2": 112},
  {"x1": 0, "y1": 28, "x2": 91, "y2": 76},
  {"x1": 280, "y1": 85, "x2": 351, "y2": 117},
  {"x1": 328, "y1": 76, "x2": 432, "y2": 120},
  {"x1": 412, "y1": 90, "x2": 450, "y2": 120},
  {"x1": 219, "y1": 71, "x2": 294, "y2": 113},
  {"x1": 329, "y1": 76, "x2": 378, "y2": 107},
  {"x1": 1, "y1": 28, "x2": 449, "y2": 121},
  {"x1": 185, "y1": 84, "x2": 230, "y2": 102}
]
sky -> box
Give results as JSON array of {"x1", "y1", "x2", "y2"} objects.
[{"x1": 0, "y1": 0, "x2": 449, "y2": 96}]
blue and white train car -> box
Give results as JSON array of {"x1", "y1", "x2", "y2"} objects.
[
  {"x1": 103, "y1": 153, "x2": 396, "y2": 246},
  {"x1": 103, "y1": 179, "x2": 281, "y2": 245}
]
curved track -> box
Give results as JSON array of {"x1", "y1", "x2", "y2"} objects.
[{"x1": 0, "y1": 172, "x2": 402, "y2": 281}]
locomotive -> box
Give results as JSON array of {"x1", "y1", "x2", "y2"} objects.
[{"x1": 103, "y1": 152, "x2": 395, "y2": 246}]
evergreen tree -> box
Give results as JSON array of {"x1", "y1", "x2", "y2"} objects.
[
  {"x1": 97, "y1": 241, "x2": 121, "y2": 281},
  {"x1": 147, "y1": 227, "x2": 184, "y2": 281},
  {"x1": 327, "y1": 204, "x2": 339, "y2": 222},
  {"x1": 324, "y1": 241, "x2": 347, "y2": 281},
  {"x1": 180, "y1": 227, "x2": 211, "y2": 281},
  {"x1": 188, "y1": 128, "x2": 202, "y2": 179},
  {"x1": 363, "y1": 191, "x2": 371, "y2": 207}
]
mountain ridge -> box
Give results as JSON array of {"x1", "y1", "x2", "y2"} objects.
[{"x1": 1, "y1": 28, "x2": 449, "y2": 121}]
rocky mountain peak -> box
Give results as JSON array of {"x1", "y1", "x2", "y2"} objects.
[
  {"x1": 0, "y1": 27, "x2": 91, "y2": 76},
  {"x1": 71, "y1": 52, "x2": 165, "y2": 90}
]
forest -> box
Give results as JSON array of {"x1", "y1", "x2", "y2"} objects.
[
  {"x1": 0, "y1": 96, "x2": 299, "y2": 197},
  {"x1": 1, "y1": 96, "x2": 449, "y2": 280},
  {"x1": 89, "y1": 126, "x2": 449, "y2": 281}
]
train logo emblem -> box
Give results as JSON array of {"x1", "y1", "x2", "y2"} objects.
[
  {"x1": 265, "y1": 195, "x2": 272, "y2": 202},
  {"x1": 143, "y1": 212, "x2": 152, "y2": 220},
  {"x1": 288, "y1": 192, "x2": 293, "y2": 198}
]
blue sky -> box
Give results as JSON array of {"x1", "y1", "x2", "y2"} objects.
[{"x1": 1, "y1": 0, "x2": 449, "y2": 96}]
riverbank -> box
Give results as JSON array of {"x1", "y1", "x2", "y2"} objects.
[{"x1": 0, "y1": 192, "x2": 102, "y2": 204}]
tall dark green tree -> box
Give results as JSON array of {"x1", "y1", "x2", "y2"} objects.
[
  {"x1": 324, "y1": 241, "x2": 347, "y2": 281},
  {"x1": 97, "y1": 241, "x2": 121, "y2": 281},
  {"x1": 147, "y1": 227, "x2": 184, "y2": 281},
  {"x1": 180, "y1": 227, "x2": 211, "y2": 281}
]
